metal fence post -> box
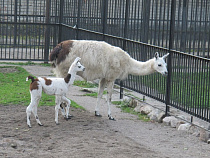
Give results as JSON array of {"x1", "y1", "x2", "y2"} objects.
[
  {"x1": 165, "y1": 0, "x2": 176, "y2": 116},
  {"x1": 141, "y1": 0, "x2": 151, "y2": 61},
  {"x1": 120, "y1": 0, "x2": 130, "y2": 99},
  {"x1": 76, "y1": 0, "x2": 81, "y2": 40},
  {"x1": 14, "y1": 0, "x2": 17, "y2": 46},
  {"x1": 142, "y1": 0, "x2": 151, "y2": 43},
  {"x1": 44, "y1": 0, "x2": 51, "y2": 63},
  {"x1": 58, "y1": 0, "x2": 64, "y2": 43},
  {"x1": 102, "y1": 0, "x2": 108, "y2": 41},
  {"x1": 180, "y1": 0, "x2": 187, "y2": 52}
]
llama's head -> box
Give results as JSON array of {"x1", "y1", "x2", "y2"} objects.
[
  {"x1": 153, "y1": 52, "x2": 169, "y2": 76},
  {"x1": 68, "y1": 57, "x2": 85, "y2": 74}
]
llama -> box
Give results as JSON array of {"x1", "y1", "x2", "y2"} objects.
[
  {"x1": 49, "y1": 40, "x2": 169, "y2": 120},
  {"x1": 26, "y1": 57, "x2": 85, "y2": 127}
]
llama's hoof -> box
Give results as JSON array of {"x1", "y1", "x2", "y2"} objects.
[
  {"x1": 64, "y1": 115, "x2": 72, "y2": 120},
  {"x1": 108, "y1": 115, "x2": 116, "y2": 121},
  {"x1": 67, "y1": 114, "x2": 73, "y2": 118},
  {"x1": 28, "y1": 125, "x2": 32, "y2": 128},
  {"x1": 95, "y1": 111, "x2": 102, "y2": 117},
  {"x1": 38, "y1": 123, "x2": 43, "y2": 126},
  {"x1": 55, "y1": 122, "x2": 60, "y2": 125}
]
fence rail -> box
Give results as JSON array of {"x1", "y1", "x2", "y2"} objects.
[{"x1": 0, "y1": 0, "x2": 210, "y2": 122}]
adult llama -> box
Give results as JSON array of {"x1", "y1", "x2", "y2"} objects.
[{"x1": 49, "y1": 40, "x2": 169, "y2": 120}]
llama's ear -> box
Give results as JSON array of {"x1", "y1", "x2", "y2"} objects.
[
  {"x1": 155, "y1": 52, "x2": 159, "y2": 59},
  {"x1": 163, "y1": 53, "x2": 169, "y2": 59}
]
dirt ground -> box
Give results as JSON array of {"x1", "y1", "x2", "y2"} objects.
[{"x1": 0, "y1": 65, "x2": 210, "y2": 158}]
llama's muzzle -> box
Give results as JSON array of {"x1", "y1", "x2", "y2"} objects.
[{"x1": 163, "y1": 71, "x2": 168, "y2": 76}]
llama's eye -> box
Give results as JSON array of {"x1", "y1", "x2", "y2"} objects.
[
  {"x1": 78, "y1": 66, "x2": 81, "y2": 68},
  {"x1": 158, "y1": 64, "x2": 162, "y2": 67}
]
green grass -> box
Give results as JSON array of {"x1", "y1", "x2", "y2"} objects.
[
  {"x1": 128, "y1": 71, "x2": 210, "y2": 108},
  {"x1": 73, "y1": 80, "x2": 105, "y2": 98},
  {"x1": 84, "y1": 91, "x2": 107, "y2": 98},
  {"x1": 0, "y1": 66, "x2": 55, "y2": 106},
  {"x1": 170, "y1": 71, "x2": 210, "y2": 108},
  {"x1": 112, "y1": 101, "x2": 150, "y2": 122},
  {"x1": 71, "y1": 100, "x2": 85, "y2": 110},
  {"x1": 0, "y1": 66, "x2": 83, "y2": 109},
  {"x1": 73, "y1": 80, "x2": 97, "y2": 88}
]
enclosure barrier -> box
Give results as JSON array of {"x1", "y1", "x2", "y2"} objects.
[{"x1": 0, "y1": 0, "x2": 209, "y2": 122}]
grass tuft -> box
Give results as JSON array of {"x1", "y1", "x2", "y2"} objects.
[
  {"x1": 73, "y1": 80, "x2": 97, "y2": 88},
  {"x1": 112, "y1": 101, "x2": 150, "y2": 122}
]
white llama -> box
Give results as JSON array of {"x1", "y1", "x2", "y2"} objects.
[
  {"x1": 49, "y1": 40, "x2": 169, "y2": 120},
  {"x1": 26, "y1": 57, "x2": 85, "y2": 127}
]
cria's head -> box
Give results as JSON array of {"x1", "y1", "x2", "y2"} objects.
[{"x1": 68, "y1": 57, "x2": 85, "y2": 73}]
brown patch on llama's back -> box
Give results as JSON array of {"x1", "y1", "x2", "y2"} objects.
[
  {"x1": 49, "y1": 40, "x2": 74, "y2": 66},
  {"x1": 42, "y1": 77, "x2": 52, "y2": 85}
]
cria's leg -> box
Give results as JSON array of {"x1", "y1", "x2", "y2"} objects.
[
  {"x1": 60, "y1": 102, "x2": 72, "y2": 119},
  {"x1": 55, "y1": 96, "x2": 62, "y2": 125},
  {"x1": 26, "y1": 103, "x2": 33, "y2": 128},
  {"x1": 26, "y1": 89, "x2": 42, "y2": 128},
  {"x1": 95, "y1": 78, "x2": 106, "y2": 117},
  {"x1": 60, "y1": 102, "x2": 66, "y2": 117},
  {"x1": 107, "y1": 81, "x2": 115, "y2": 121},
  {"x1": 32, "y1": 98, "x2": 43, "y2": 126},
  {"x1": 62, "y1": 96, "x2": 71, "y2": 120}
]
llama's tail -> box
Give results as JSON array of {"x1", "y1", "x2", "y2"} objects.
[
  {"x1": 26, "y1": 76, "x2": 35, "y2": 82},
  {"x1": 49, "y1": 42, "x2": 63, "y2": 68}
]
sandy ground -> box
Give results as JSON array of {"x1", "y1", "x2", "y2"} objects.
[{"x1": 0, "y1": 65, "x2": 210, "y2": 158}]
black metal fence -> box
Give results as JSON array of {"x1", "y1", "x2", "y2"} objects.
[{"x1": 0, "y1": 0, "x2": 210, "y2": 122}]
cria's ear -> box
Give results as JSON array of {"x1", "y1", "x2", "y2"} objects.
[
  {"x1": 155, "y1": 52, "x2": 159, "y2": 59},
  {"x1": 74, "y1": 57, "x2": 81, "y2": 63},
  {"x1": 162, "y1": 53, "x2": 169, "y2": 59}
]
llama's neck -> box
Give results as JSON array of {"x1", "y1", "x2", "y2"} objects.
[{"x1": 128, "y1": 58, "x2": 156, "y2": 76}]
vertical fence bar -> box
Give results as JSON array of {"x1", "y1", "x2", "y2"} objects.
[
  {"x1": 142, "y1": 0, "x2": 151, "y2": 43},
  {"x1": 76, "y1": 0, "x2": 81, "y2": 40},
  {"x1": 14, "y1": 0, "x2": 18, "y2": 46},
  {"x1": 180, "y1": 0, "x2": 187, "y2": 52},
  {"x1": 120, "y1": 0, "x2": 130, "y2": 99},
  {"x1": 58, "y1": 0, "x2": 64, "y2": 43},
  {"x1": 165, "y1": 0, "x2": 176, "y2": 116},
  {"x1": 44, "y1": 0, "x2": 51, "y2": 63},
  {"x1": 102, "y1": 0, "x2": 108, "y2": 41}
]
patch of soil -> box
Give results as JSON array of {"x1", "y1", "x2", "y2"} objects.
[{"x1": 0, "y1": 105, "x2": 161, "y2": 158}]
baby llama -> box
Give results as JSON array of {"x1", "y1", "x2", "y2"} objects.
[{"x1": 26, "y1": 57, "x2": 85, "y2": 127}]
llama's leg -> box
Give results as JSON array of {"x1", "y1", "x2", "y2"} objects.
[
  {"x1": 55, "y1": 96, "x2": 62, "y2": 125},
  {"x1": 107, "y1": 81, "x2": 115, "y2": 121},
  {"x1": 95, "y1": 78, "x2": 106, "y2": 117},
  {"x1": 62, "y1": 96, "x2": 71, "y2": 120}
]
